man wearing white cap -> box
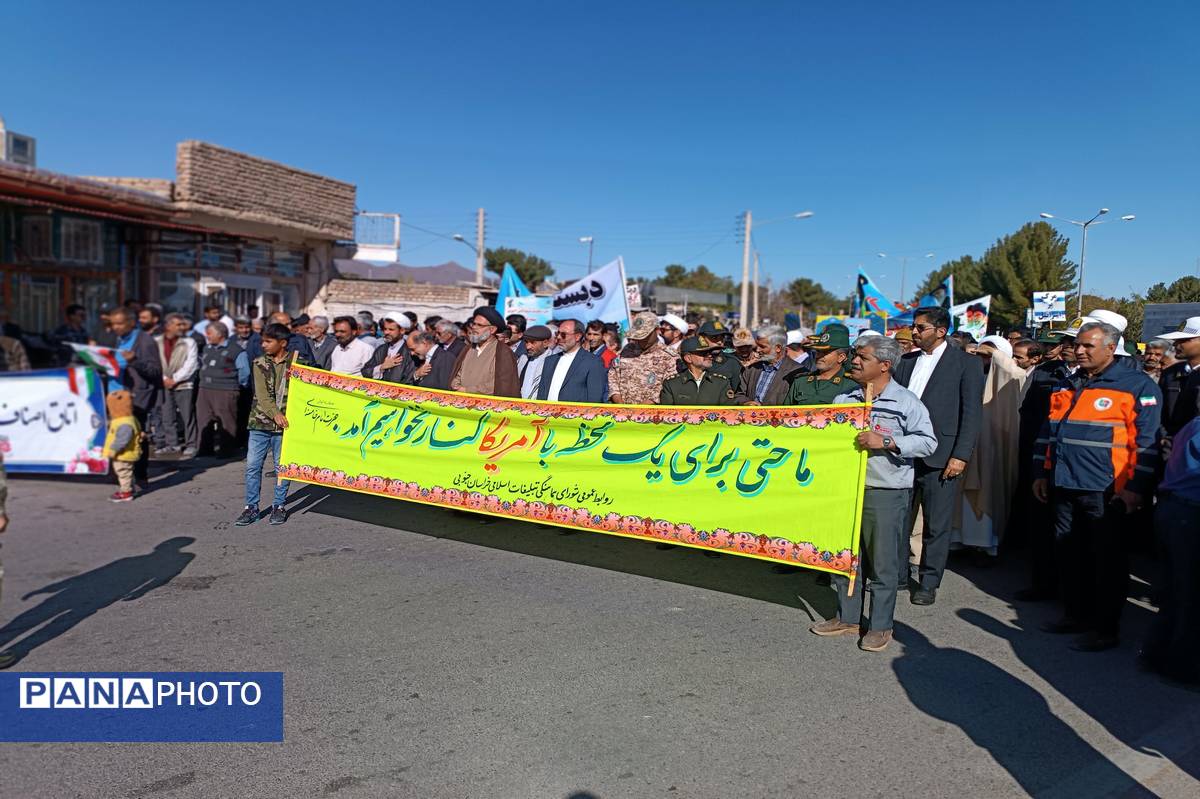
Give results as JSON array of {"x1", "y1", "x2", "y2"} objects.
[
  {"x1": 1158, "y1": 315, "x2": 1200, "y2": 436},
  {"x1": 1086, "y1": 309, "x2": 1134, "y2": 365},
  {"x1": 659, "y1": 314, "x2": 687, "y2": 353},
  {"x1": 363, "y1": 313, "x2": 414, "y2": 383},
  {"x1": 785, "y1": 329, "x2": 815, "y2": 372}
]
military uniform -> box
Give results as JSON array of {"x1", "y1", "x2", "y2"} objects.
[
  {"x1": 785, "y1": 365, "x2": 850, "y2": 406},
  {"x1": 784, "y1": 323, "x2": 852, "y2": 406},
  {"x1": 660, "y1": 370, "x2": 736, "y2": 406},
  {"x1": 708, "y1": 350, "x2": 742, "y2": 384},
  {"x1": 610, "y1": 345, "x2": 680, "y2": 404}
]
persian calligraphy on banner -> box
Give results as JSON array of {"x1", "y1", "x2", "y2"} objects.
[
  {"x1": 0, "y1": 367, "x2": 108, "y2": 474},
  {"x1": 551, "y1": 257, "x2": 630, "y2": 325},
  {"x1": 279, "y1": 365, "x2": 870, "y2": 577}
]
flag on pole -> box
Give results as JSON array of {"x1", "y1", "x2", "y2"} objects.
[
  {"x1": 68, "y1": 342, "x2": 125, "y2": 380},
  {"x1": 918, "y1": 274, "x2": 954, "y2": 311},
  {"x1": 854, "y1": 268, "x2": 905, "y2": 317},
  {"x1": 493, "y1": 263, "x2": 531, "y2": 317},
  {"x1": 552, "y1": 257, "x2": 630, "y2": 325}
]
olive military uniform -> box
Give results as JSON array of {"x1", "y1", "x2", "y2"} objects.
[
  {"x1": 660, "y1": 370, "x2": 736, "y2": 406},
  {"x1": 708, "y1": 351, "x2": 742, "y2": 385},
  {"x1": 785, "y1": 365, "x2": 850, "y2": 406},
  {"x1": 785, "y1": 323, "x2": 852, "y2": 406}
]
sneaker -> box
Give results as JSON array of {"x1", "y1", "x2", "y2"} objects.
[
  {"x1": 234, "y1": 506, "x2": 259, "y2": 526},
  {"x1": 109, "y1": 491, "x2": 133, "y2": 503},
  {"x1": 268, "y1": 505, "x2": 287, "y2": 526},
  {"x1": 181, "y1": 446, "x2": 197, "y2": 458},
  {"x1": 810, "y1": 619, "x2": 860, "y2": 637},
  {"x1": 859, "y1": 629, "x2": 893, "y2": 652}
]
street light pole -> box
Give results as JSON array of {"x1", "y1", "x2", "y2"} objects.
[
  {"x1": 739, "y1": 210, "x2": 753, "y2": 326},
  {"x1": 738, "y1": 209, "x2": 812, "y2": 326},
  {"x1": 1039, "y1": 209, "x2": 1135, "y2": 316},
  {"x1": 752, "y1": 249, "x2": 760, "y2": 326},
  {"x1": 579, "y1": 236, "x2": 594, "y2": 273}
]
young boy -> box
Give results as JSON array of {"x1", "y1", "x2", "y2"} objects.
[
  {"x1": 234, "y1": 323, "x2": 297, "y2": 527},
  {"x1": 103, "y1": 390, "x2": 142, "y2": 502}
]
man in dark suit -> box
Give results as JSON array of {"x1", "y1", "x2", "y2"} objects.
[
  {"x1": 536, "y1": 319, "x2": 608, "y2": 403},
  {"x1": 362, "y1": 315, "x2": 414, "y2": 384},
  {"x1": 733, "y1": 325, "x2": 807, "y2": 405},
  {"x1": 893, "y1": 306, "x2": 985, "y2": 605},
  {"x1": 410, "y1": 330, "x2": 454, "y2": 390},
  {"x1": 435, "y1": 319, "x2": 466, "y2": 361}
]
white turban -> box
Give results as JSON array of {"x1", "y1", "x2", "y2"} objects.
[{"x1": 979, "y1": 335, "x2": 1013, "y2": 358}]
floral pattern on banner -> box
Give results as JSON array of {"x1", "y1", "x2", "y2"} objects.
[
  {"x1": 289, "y1": 365, "x2": 869, "y2": 430},
  {"x1": 279, "y1": 463, "x2": 859, "y2": 576}
]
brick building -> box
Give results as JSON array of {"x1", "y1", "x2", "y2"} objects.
[{"x1": 0, "y1": 138, "x2": 355, "y2": 347}]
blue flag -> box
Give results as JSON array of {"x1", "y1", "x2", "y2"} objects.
[
  {"x1": 854, "y1": 268, "x2": 905, "y2": 317},
  {"x1": 918, "y1": 274, "x2": 954, "y2": 311},
  {"x1": 494, "y1": 263, "x2": 531, "y2": 316}
]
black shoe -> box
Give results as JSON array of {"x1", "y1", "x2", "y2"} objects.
[
  {"x1": 1040, "y1": 618, "x2": 1088, "y2": 635},
  {"x1": 910, "y1": 587, "x2": 936, "y2": 606},
  {"x1": 0, "y1": 650, "x2": 15, "y2": 670},
  {"x1": 1070, "y1": 633, "x2": 1120, "y2": 653},
  {"x1": 268, "y1": 505, "x2": 287, "y2": 525},
  {"x1": 1014, "y1": 587, "x2": 1055, "y2": 602},
  {"x1": 234, "y1": 506, "x2": 259, "y2": 526}
]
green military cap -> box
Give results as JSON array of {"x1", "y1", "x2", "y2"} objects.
[
  {"x1": 806, "y1": 324, "x2": 851, "y2": 350},
  {"x1": 1036, "y1": 329, "x2": 1066, "y2": 344},
  {"x1": 681, "y1": 338, "x2": 720, "y2": 356},
  {"x1": 697, "y1": 320, "x2": 731, "y2": 338}
]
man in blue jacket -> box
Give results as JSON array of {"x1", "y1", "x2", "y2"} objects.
[
  {"x1": 1033, "y1": 321, "x2": 1162, "y2": 652},
  {"x1": 536, "y1": 319, "x2": 608, "y2": 403}
]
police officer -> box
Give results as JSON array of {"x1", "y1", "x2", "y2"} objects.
[
  {"x1": 659, "y1": 338, "x2": 736, "y2": 405},
  {"x1": 696, "y1": 320, "x2": 743, "y2": 385},
  {"x1": 785, "y1": 324, "x2": 852, "y2": 406}
]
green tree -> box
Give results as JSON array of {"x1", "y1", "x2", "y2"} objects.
[
  {"x1": 1145, "y1": 276, "x2": 1200, "y2": 304},
  {"x1": 912, "y1": 222, "x2": 1076, "y2": 329},
  {"x1": 913, "y1": 255, "x2": 983, "y2": 306},
  {"x1": 484, "y1": 246, "x2": 554, "y2": 289},
  {"x1": 1080, "y1": 293, "x2": 1144, "y2": 344},
  {"x1": 976, "y1": 222, "x2": 1076, "y2": 328},
  {"x1": 782, "y1": 277, "x2": 840, "y2": 313},
  {"x1": 658, "y1": 264, "x2": 736, "y2": 293}
]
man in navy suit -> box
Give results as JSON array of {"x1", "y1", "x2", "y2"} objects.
[
  {"x1": 536, "y1": 319, "x2": 608, "y2": 403},
  {"x1": 892, "y1": 306, "x2": 984, "y2": 606}
]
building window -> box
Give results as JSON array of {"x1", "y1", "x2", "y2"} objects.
[
  {"x1": 19, "y1": 215, "x2": 53, "y2": 261},
  {"x1": 60, "y1": 218, "x2": 103, "y2": 264}
]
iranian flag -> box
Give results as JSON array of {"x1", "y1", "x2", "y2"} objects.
[{"x1": 68, "y1": 342, "x2": 126, "y2": 380}]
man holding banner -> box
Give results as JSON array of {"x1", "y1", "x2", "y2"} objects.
[{"x1": 812, "y1": 335, "x2": 936, "y2": 652}]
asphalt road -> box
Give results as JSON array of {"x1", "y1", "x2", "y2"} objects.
[{"x1": 1, "y1": 457, "x2": 1198, "y2": 798}]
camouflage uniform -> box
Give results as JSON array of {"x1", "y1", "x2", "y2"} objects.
[{"x1": 610, "y1": 345, "x2": 681, "y2": 405}]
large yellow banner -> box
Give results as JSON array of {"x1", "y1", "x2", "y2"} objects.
[{"x1": 279, "y1": 365, "x2": 869, "y2": 577}]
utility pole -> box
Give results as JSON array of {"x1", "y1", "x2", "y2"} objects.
[
  {"x1": 475, "y1": 207, "x2": 486, "y2": 284},
  {"x1": 752, "y1": 249, "x2": 760, "y2": 327},
  {"x1": 738, "y1": 210, "x2": 752, "y2": 326}
]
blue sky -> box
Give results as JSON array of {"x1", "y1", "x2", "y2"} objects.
[{"x1": 5, "y1": 1, "x2": 1197, "y2": 300}]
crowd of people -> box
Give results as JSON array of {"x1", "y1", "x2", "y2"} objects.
[{"x1": 0, "y1": 298, "x2": 1197, "y2": 678}]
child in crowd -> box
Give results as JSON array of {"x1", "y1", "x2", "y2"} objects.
[
  {"x1": 235, "y1": 323, "x2": 296, "y2": 527},
  {"x1": 103, "y1": 389, "x2": 142, "y2": 502}
]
